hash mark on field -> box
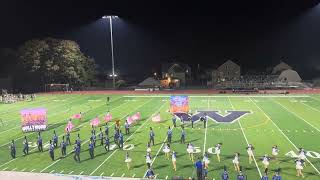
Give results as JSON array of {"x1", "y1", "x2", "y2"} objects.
[
  {"x1": 166, "y1": 175, "x2": 168, "y2": 179},
  {"x1": 68, "y1": 171, "x2": 73, "y2": 174},
  {"x1": 100, "y1": 172, "x2": 104, "y2": 177},
  {"x1": 49, "y1": 170, "x2": 54, "y2": 173},
  {"x1": 31, "y1": 169, "x2": 36, "y2": 172},
  {"x1": 110, "y1": 172, "x2": 114, "y2": 176},
  {"x1": 60, "y1": 170, "x2": 64, "y2": 174},
  {"x1": 132, "y1": 174, "x2": 136, "y2": 178},
  {"x1": 12, "y1": 168, "x2": 17, "y2": 171},
  {"x1": 79, "y1": 171, "x2": 84, "y2": 175},
  {"x1": 121, "y1": 173, "x2": 125, "y2": 177},
  {"x1": 2, "y1": 167, "x2": 8, "y2": 171},
  {"x1": 21, "y1": 168, "x2": 26, "y2": 172}
]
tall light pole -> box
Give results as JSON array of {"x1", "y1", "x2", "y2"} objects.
[{"x1": 102, "y1": 15, "x2": 118, "y2": 89}]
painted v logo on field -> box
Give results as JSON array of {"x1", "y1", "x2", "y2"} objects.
[
  {"x1": 198, "y1": 110, "x2": 251, "y2": 123},
  {"x1": 174, "y1": 110, "x2": 251, "y2": 123}
]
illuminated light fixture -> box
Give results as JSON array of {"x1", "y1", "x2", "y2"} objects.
[
  {"x1": 109, "y1": 74, "x2": 118, "y2": 77},
  {"x1": 102, "y1": 15, "x2": 119, "y2": 19},
  {"x1": 102, "y1": 15, "x2": 119, "y2": 89}
]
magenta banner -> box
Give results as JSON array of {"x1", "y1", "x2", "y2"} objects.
[{"x1": 20, "y1": 108, "x2": 48, "y2": 132}]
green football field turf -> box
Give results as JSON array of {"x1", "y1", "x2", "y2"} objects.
[{"x1": 0, "y1": 94, "x2": 320, "y2": 179}]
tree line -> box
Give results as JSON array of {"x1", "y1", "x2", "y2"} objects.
[{"x1": 0, "y1": 38, "x2": 96, "y2": 92}]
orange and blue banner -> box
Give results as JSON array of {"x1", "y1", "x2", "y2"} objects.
[{"x1": 170, "y1": 96, "x2": 189, "y2": 113}]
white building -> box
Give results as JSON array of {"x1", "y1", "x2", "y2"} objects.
[
  {"x1": 278, "y1": 69, "x2": 302, "y2": 82},
  {"x1": 272, "y1": 61, "x2": 292, "y2": 74}
]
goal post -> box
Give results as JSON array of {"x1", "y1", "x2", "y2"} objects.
[{"x1": 45, "y1": 83, "x2": 70, "y2": 92}]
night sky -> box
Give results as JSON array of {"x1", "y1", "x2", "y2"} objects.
[{"x1": 1, "y1": 0, "x2": 320, "y2": 79}]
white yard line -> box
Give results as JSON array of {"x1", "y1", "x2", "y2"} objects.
[
  {"x1": 21, "y1": 168, "x2": 26, "y2": 172},
  {"x1": 143, "y1": 136, "x2": 168, "y2": 177},
  {"x1": 203, "y1": 98, "x2": 210, "y2": 155},
  {"x1": 142, "y1": 105, "x2": 172, "y2": 177},
  {"x1": 121, "y1": 173, "x2": 125, "y2": 177},
  {"x1": 0, "y1": 159, "x2": 16, "y2": 168},
  {"x1": 249, "y1": 97, "x2": 320, "y2": 175},
  {"x1": 273, "y1": 99, "x2": 320, "y2": 133},
  {"x1": 228, "y1": 97, "x2": 262, "y2": 178},
  {"x1": 301, "y1": 101, "x2": 320, "y2": 114},
  {"x1": 2, "y1": 167, "x2": 8, "y2": 171},
  {"x1": 132, "y1": 174, "x2": 136, "y2": 178},
  {"x1": 100, "y1": 172, "x2": 104, "y2": 177},
  {"x1": 89, "y1": 100, "x2": 164, "y2": 176},
  {"x1": 59, "y1": 170, "x2": 64, "y2": 174},
  {"x1": 68, "y1": 171, "x2": 73, "y2": 174},
  {"x1": 110, "y1": 172, "x2": 114, "y2": 176},
  {"x1": 79, "y1": 171, "x2": 84, "y2": 175},
  {"x1": 49, "y1": 170, "x2": 55, "y2": 173},
  {"x1": 30, "y1": 169, "x2": 36, "y2": 172},
  {"x1": 0, "y1": 126, "x2": 19, "y2": 135}
]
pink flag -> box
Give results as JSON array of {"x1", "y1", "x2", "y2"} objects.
[
  {"x1": 127, "y1": 116, "x2": 134, "y2": 125},
  {"x1": 72, "y1": 113, "x2": 82, "y2": 119},
  {"x1": 90, "y1": 117, "x2": 100, "y2": 127},
  {"x1": 104, "y1": 113, "x2": 112, "y2": 122},
  {"x1": 131, "y1": 112, "x2": 141, "y2": 121},
  {"x1": 152, "y1": 113, "x2": 161, "y2": 122},
  {"x1": 65, "y1": 120, "x2": 74, "y2": 132}
]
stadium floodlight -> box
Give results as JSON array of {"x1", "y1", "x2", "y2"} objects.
[
  {"x1": 109, "y1": 74, "x2": 118, "y2": 77},
  {"x1": 102, "y1": 15, "x2": 119, "y2": 89}
]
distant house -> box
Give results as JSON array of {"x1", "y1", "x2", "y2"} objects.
[
  {"x1": 138, "y1": 77, "x2": 161, "y2": 87},
  {"x1": 272, "y1": 61, "x2": 292, "y2": 74},
  {"x1": 161, "y1": 63, "x2": 191, "y2": 86},
  {"x1": 216, "y1": 60, "x2": 241, "y2": 81}
]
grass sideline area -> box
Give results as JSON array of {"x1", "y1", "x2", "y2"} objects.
[{"x1": 0, "y1": 93, "x2": 320, "y2": 179}]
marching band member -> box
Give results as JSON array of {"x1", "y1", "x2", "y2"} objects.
[
  {"x1": 171, "y1": 151, "x2": 177, "y2": 171},
  {"x1": 203, "y1": 152, "x2": 210, "y2": 169},
  {"x1": 232, "y1": 152, "x2": 240, "y2": 172},
  {"x1": 246, "y1": 144, "x2": 255, "y2": 164},
  {"x1": 261, "y1": 168, "x2": 269, "y2": 180},
  {"x1": 272, "y1": 168, "x2": 282, "y2": 180},
  {"x1": 298, "y1": 148, "x2": 307, "y2": 167},
  {"x1": 237, "y1": 168, "x2": 246, "y2": 180},
  {"x1": 261, "y1": 154, "x2": 271, "y2": 170},
  {"x1": 271, "y1": 145, "x2": 279, "y2": 160},
  {"x1": 162, "y1": 143, "x2": 171, "y2": 159},
  {"x1": 295, "y1": 158, "x2": 305, "y2": 178},
  {"x1": 146, "y1": 167, "x2": 155, "y2": 179},
  {"x1": 187, "y1": 143, "x2": 195, "y2": 162},
  {"x1": 221, "y1": 166, "x2": 229, "y2": 180},
  {"x1": 145, "y1": 152, "x2": 152, "y2": 168},
  {"x1": 147, "y1": 142, "x2": 152, "y2": 153},
  {"x1": 215, "y1": 143, "x2": 222, "y2": 162},
  {"x1": 125, "y1": 152, "x2": 132, "y2": 170}
]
